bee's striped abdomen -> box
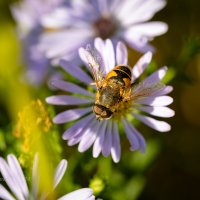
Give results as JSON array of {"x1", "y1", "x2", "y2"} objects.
[{"x1": 105, "y1": 65, "x2": 132, "y2": 87}]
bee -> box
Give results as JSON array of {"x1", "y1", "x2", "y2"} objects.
[
  {"x1": 92, "y1": 64, "x2": 132, "y2": 120},
  {"x1": 83, "y1": 45, "x2": 162, "y2": 120}
]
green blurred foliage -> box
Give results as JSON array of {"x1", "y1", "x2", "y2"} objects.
[{"x1": 0, "y1": 0, "x2": 200, "y2": 199}]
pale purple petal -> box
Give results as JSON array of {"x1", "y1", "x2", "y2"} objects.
[
  {"x1": 136, "y1": 106, "x2": 175, "y2": 118},
  {"x1": 137, "y1": 96, "x2": 173, "y2": 106},
  {"x1": 133, "y1": 113, "x2": 171, "y2": 132},
  {"x1": 40, "y1": 28, "x2": 94, "y2": 58},
  {"x1": 50, "y1": 80, "x2": 95, "y2": 97},
  {"x1": 78, "y1": 119, "x2": 100, "y2": 152},
  {"x1": 68, "y1": 117, "x2": 96, "y2": 146},
  {"x1": 93, "y1": 121, "x2": 108, "y2": 158},
  {"x1": 132, "y1": 51, "x2": 152, "y2": 80},
  {"x1": 122, "y1": 119, "x2": 140, "y2": 151},
  {"x1": 115, "y1": 0, "x2": 142, "y2": 23},
  {"x1": 53, "y1": 159, "x2": 67, "y2": 189},
  {"x1": 151, "y1": 85, "x2": 173, "y2": 96},
  {"x1": 122, "y1": 119, "x2": 146, "y2": 153},
  {"x1": 58, "y1": 188, "x2": 94, "y2": 200},
  {"x1": 142, "y1": 66, "x2": 168, "y2": 86},
  {"x1": 0, "y1": 184, "x2": 15, "y2": 200},
  {"x1": 7, "y1": 155, "x2": 29, "y2": 198},
  {"x1": 111, "y1": 122, "x2": 121, "y2": 163},
  {"x1": 124, "y1": 35, "x2": 155, "y2": 53},
  {"x1": 0, "y1": 158, "x2": 24, "y2": 200},
  {"x1": 41, "y1": 7, "x2": 70, "y2": 28},
  {"x1": 60, "y1": 59, "x2": 93, "y2": 84},
  {"x1": 109, "y1": 0, "x2": 121, "y2": 12},
  {"x1": 97, "y1": 0, "x2": 109, "y2": 15},
  {"x1": 71, "y1": 0, "x2": 99, "y2": 22},
  {"x1": 53, "y1": 107, "x2": 92, "y2": 124},
  {"x1": 102, "y1": 121, "x2": 112, "y2": 157},
  {"x1": 46, "y1": 95, "x2": 93, "y2": 105},
  {"x1": 62, "y1": 114, "x2": 94, "y2": 140},
  {"x1": 116, "y1": 41, "x2": 128, "y2": 65},
  {"x1": 118, "y1": 0, "x2": 167, "y2": 26},
  {"x1": 127, "y1": 22, "x2": 168, "y2": 38}
]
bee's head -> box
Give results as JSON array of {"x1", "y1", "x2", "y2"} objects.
[{"x1": 93, "y1": 104, "x2": 113, "y2": 120}]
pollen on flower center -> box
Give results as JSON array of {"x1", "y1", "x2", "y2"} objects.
[
  {"x1": 112, "y1": 100, "x2": 134, "y2": 121},
  {"x1": 94, "y1": 17, "x2": 118, "y2": 39}
]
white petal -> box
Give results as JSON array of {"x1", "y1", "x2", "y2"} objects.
[
  {"x1": 7, "y1": 155, "x2": 29, "y2": 198},
  {"x1": 46, "y1": 95, "x2": 93, "y2": 105},
  {"x1": 133, "y1": 113, "x2": 171, "y2": 132},
  {"x1": 111, "y1": 122, "x2": 121, "y2": 163},
  {"x1": 60, "y1": 59, "x2": 93, "y2": 84},
  {"x1": 94, "y1": 37, "x2": 107, "y2": 71},
  {"x1": 104, "y1": 39, "x2": 115, "y2": 73},
  {"x1": 0, "y1": 158, "x2": 25, "y2": 200},
  {"x1": 58, "y1": 188, "x2": 94, "y2": 200},
  {"x1": 94, "y1": 38, "x2": 116, "y2": 73},
  {"x1": 78, "y1": 47, "x2": 91, "y2": 67},
  {"x1": 54, "y1": 160, "x2": 67, "y2": 189},
  {"x1": 137, "y1": 106, "x2": 175, "y2": 118},
  {"x1": 132, "y1": 51, "x2": 152, "y2": 80},
  {"x1": 53, "y1": 107, "x2": 92, "y2": 124},
  {"x1": 63, "y1": 114, "x2": 95, "y2": 140},
  {"x1": 137, "y1": 96, "x2": 173, "y2": 106},
  {"x1": 79, "y1": 46, "x2": 104, "y2": 75},
  {"x1": 50, "y1": 80, "x2": 95, "y2": 97},
  {"x1": 116, "y1": 41, "x2": 128, "y2": 65},
  {"x1": 93, "y1": 121, "x2": 108, "y2": 158},
  {"x1": 0, "y1": 184, "x2": 15, "y2": 200}
]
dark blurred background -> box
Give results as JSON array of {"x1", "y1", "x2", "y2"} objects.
[
  {"x1": 140, "y1": 0, "x2": 200, "y2": 199},
  {"x1": 0, "y1": 0, "x2": 200, "y2": 200}
]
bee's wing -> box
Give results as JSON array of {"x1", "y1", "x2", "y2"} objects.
[
  {"x1": 80, "y1": 44, "x2": 104, "y2": 89},
  {"x1": 126, "y1": 81, "x2": 165, "y2": 102}
]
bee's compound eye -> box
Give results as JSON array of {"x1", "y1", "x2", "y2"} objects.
[{"x1": 93, "y1": 104, "x2": 113, "y2": 119}]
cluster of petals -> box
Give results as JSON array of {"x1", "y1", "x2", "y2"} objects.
[
  {"x1": 11, "y1": 0, "x2": 168, "y2": 85},
  {"x1": 46, "y1": 38, "x2": 174, "y2": 163},
  {"x1": 39, "y1": 0, "x2": 168, "y2": 62},
  {"x1": 11, "y1": 0, "x2": 66, "y2": 85},
  {"x1": 0, "y1": 154, "x2": 95, "y2": 200}
]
